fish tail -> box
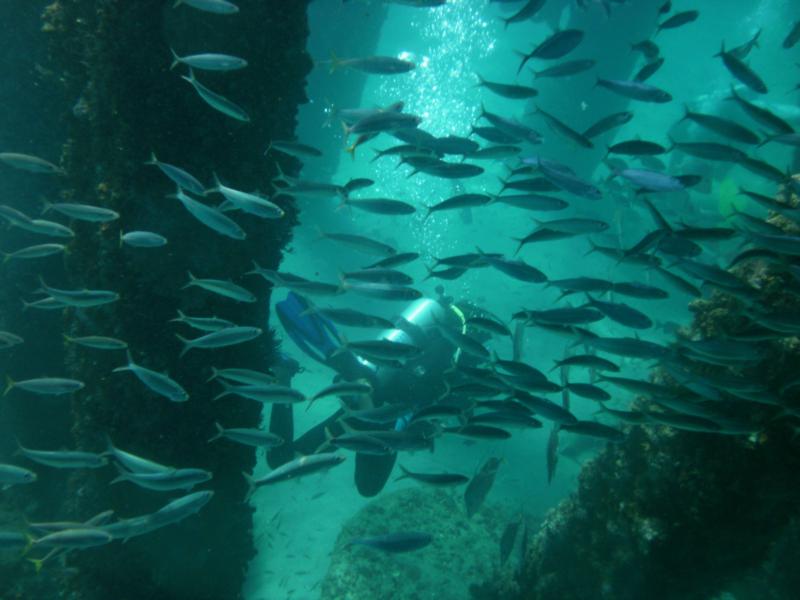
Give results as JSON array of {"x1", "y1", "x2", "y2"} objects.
[
  {"x1": 169, "y1": 48, "x2": 181, "y2": 70},
  {"x1": 328, "y1": 50, "x2": 342, "y2": 74},
  {"x1": 243, "y1": 471, "x2": 256, "y2": 502},
  {"x1": 144, "y1": 151, "x2": 158, "y2": 166},
  {"x1": 208, "y1": 422, "x2": 224, "y2": 443},
  {"x1": 172, "y1": 0, "x2": 184, "y2": 7},
  {"x1": 176, "y1": 334, "x2": 191, "y2": 358},
  {"x1": 394, "y1": 464, "x2": 410, "y2": 482},
  {"x1": 183, "y1": 271, "x2": 196, "y2": 289},
  {"x1": 1, "y1": 251, "x2": 9, "y2": 264},
  {"x1": 3, "y1": 375, "x2": 15, "y2": 396},
  {"x1": 206, "y1": 367, "x2": 220, "y2": 382}
]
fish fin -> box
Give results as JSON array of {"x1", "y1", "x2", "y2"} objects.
[
  {"x1": 169, "y1": 48, "x2": 181, "y2": 70},
  {"x1": 328, "y1": 50, "x2": 342, "y2": 74},
  {"x1": 3, "y1": 375, "x2": 15, "y2": 396},
  {"x1": 176, "y1": 334, "x2": 191, "y2": 358},
  {"x1": 243, "y1": 471, "x2": 256, "y2": 502},
  {"x1": 208, "y1": 422, "x2": 224, "y2": 443},
  {"x1": 172, "y1": 0, "x2": 184, "y2": 7},
  {"x1": 182, "y1": 271, "x2": 196, "y2": 289},
  {"x1": 394, "y1": 464, "x2": 410, "y2": 482}
]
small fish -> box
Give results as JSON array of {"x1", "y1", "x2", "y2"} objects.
[
  {"x1": 177, "y1": 326, "x2": 262, "y2": 357},
  {"x1": 552, "y1": 355, "x2": 619, "y2": 373},
  {"x1": 476, "y1": 74, "x2": 538, "y2": 99},
  {"x1": 513, "y1": 391, "x2": 578, "y2": 425},
  {"x1": 171, "y1": 310, "x2": 235, "y2": 332},
  {"x1": 171, "y1": 188, "x2": 246, "y2": 239},
  {"x1": 533, "y1": 106, "x2": 593, "y2": 148},
  {"x1": 470, "y1": 126, "x2": 521, "y2": 144},
  {"x1": 4, "y1": 376, "x2": 84, "y2": 397},
  {"x1": 113, "y1": 350, "x2": 188, "y2": 402},
  {"x1": 679, "y1": 106, "x2": 760, "y2": 145},
  {"x1": 0, "y1": 152, "x2": 63, "y2": 174},
  {"x1": 532, "y1": 59, "x2": 596, "y2": 79},
  {"x1": 395, "y1": 465, "x2": 468, "y2": 487},
  {"x1": 0, "y1": 331, "x2": 24, "y2": 349},
  {"x1": 244, "y1": 454, "x2": 345, "y2": 496},
  {"x1": 17, "y1": 443, "x2": 107, "y2": 469},
  {"x1": 631, "y1": 40, "x2": 660, "y2": 60},
  {"x1": 464, "y1": 457, "x2": 502, "y2": 518},
  {"x1": 560, "y1": 420, "x2": 624, "y2": 442},
  {"x1": 33, "y1": 528, "x2": 112, "y2": 549},
  {"x1": 148, "y1": 490, "x2": 214, "y2": 528},
  {"x1": 104, "y1": 437, "x2": 172, "y2": 474},
  {"x1": 565, "y1": 382, "x2": 610, "y2": 402},
  {"x1": 173, "y1": 0, "x2": 239, "y2": 14},
  {"x1": 478, "y1": 250, "x2": 547, "y2": 283},
  {"x1": 170, "y1": 49, "x2": 247, "y2": 71},
  {"x1": 37, "y1": 279, "x2": 119, "y2": 308},
  {"x1": 584, "y1": 295, "x2": 653, "y2": 329},
  {"x1": 715, "y1": 43, "x2": 768, "y2": 94},
  {"x1": 596, "y1": 78, "x2": 672, "y2": 103},
  {"x1": 466, "y1": 316, "x2": 511, "y2": 337},
  {"x1": 340, "y1": 280, "x2": 422, "y2": 301},
  {"x1": 311, "y1": 380, "x2": 373, "y2": 402},
  {"x1": 726, "y1": 86, "x2": 793, "y2": 134},
  {"x1": 207, "y1": 367, "x2": 275, "y2": 386},
  {"x1": 519, "y1": 307, "x2": 603, "y2": 326},
  {"x1": 730, "y1": 29, "x2": 761, "y2": 60},
  {"x1": 43, "y1": 202, "x2": 119, "y2": 223},
  {"x1": 0, "y1": 463, "x2": 37, "y2": 488},
  {"x1": 479, "y1": 104, "x2": 543, "y2": 145},
  {"x1": 425, "y1": 193, "x2": 490, "y2": 219},
  {"x1": 181, "y1": 68, "x2": 250, "y2": 122},
  {"x1": 183, "y1": 271, "x2": 256, "y2": 302},
  {"x1": 144, "y1": 152, "x2": 206, "y2": 195},
  {"x1": 316, "y1": 229, "x2": 396, "y2": 257},
  {"x1": 783, "y1": 20, "x2": 800, "y2": 49},
  {"x1": 215, "y1": 382, "x2": 306, "y2": 404},
  {"x1": 582, "y1": 111, "x2": 634, "y2": 138},
  {"x1": 670, "y1": 139, "x2": 747, "y2": 163},
  {"x1": 1, "y1": 242, "x2": 66, "y2": 262},
  {"x1": 210, "y1": 175, "x2": 284, "y2": 219},
  {"x1": 209, "y1": 422, "x2": 284, "y2": 447},
  {"x1": 343, "y1": 197, "x2": 416, "y2": 215},
  {"x1": 500, "y1": 519, "x2": 521, "y2": 564},
  {"x1": 444, "y1": 424, "x2": 511, "y2": 439},
  {"x1": 607, "y1": 139, "x2": 667, "y2": 156},
  {"x1": 112, "y1": 466, "x2": 212, "y2": 491},
  {"x1": 612, "y1": 281, "x2": 668, "y2": 299},
  {"x1": 328, "y1": 54, "x2": 415, "y2": 75},
  {"x1": 633, "y1": 57, "x2": 665, "y2": 83},
  {"x1": 500, "y1": 0, "x2": 546, "y2": 28},
  {"x1": 517, "y1": 29, "x2": 584, "y2": 73},
  {"x1": 656, "y1": 10, "x2": 699, "y2": 34},
  {"x1": 349, "y1": 531, "x2": 432, "y2": 553},
  {"x1": 120, "y1": 231, "x2": 167, "y2": 248},
  {"x1": 64, "y1": 335, "x2": 128, "y2": 350},
  {"x1": 266, "y1": 139, "x2": 323, "y2": 159}
]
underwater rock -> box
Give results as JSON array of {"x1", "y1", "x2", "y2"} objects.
[{"x1": 321, "y1": 487, "x2": 513, "y2": 600}]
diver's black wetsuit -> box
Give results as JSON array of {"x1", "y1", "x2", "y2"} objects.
[{"x1": 270, "y1": 293, "x2": 490, "y2": 497}]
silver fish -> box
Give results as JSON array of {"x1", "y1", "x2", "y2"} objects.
[
  {"x1": 181, "y1": 68, "x2": 250, "y2": 122},
  {"x1": 112, "y1": 350, "x2": 189, "y2": 402}
]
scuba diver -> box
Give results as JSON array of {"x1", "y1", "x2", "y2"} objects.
[{"x1": 272, "y1": 287, "x2": 490, "y2": 497}]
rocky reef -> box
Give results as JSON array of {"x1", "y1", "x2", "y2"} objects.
[
  {"x1": 471, "y1": 179, "x2": 800, "y2": 600},
  {"x1": 1, "y1": 1, "x2": 313, "y2": 599},
  {"x1": 320, "y1": 486, "x2": 515, "y2": 600}
]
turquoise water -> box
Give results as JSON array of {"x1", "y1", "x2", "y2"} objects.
[{"x1": 1, "y1": 1, "x2": 799, "y2": 599}]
